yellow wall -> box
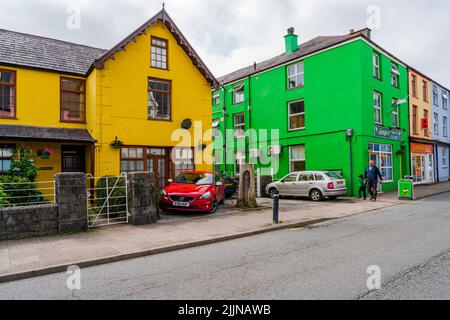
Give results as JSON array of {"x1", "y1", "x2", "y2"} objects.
[
  {"x1": 92, "y1": 20, "x2": 212, "y2": 176},
  {"x1": 409, "y1": 70, "x2": 432, "y2": 140}
]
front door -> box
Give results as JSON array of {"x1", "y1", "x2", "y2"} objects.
[
  {"x1": 369, "y1": 152, "x2": 382, "y2": 192},
  {"x1": 146, "y1": 148, "x2": 170, "y2": 189},
  {"x1": 61, "y1": 145, "x2": 86, "y2": 173}
]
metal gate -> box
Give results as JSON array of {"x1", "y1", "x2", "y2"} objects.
[{"x1": 87, "y1": 173, "x2": 129, "y2": 228}]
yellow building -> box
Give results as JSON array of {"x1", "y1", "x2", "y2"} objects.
[
  {"x1": 0, "y1": 9, "x2": 216, "y2": 188},
  {"x1": 408, "y1": 68, "x2": 435, "y2": 184}
]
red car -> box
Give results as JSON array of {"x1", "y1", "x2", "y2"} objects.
[{"x1": 159, "y1": 171, "x2": 226, "y2": 213}]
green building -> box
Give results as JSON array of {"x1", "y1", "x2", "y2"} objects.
[{"x1": 212, "y1": 28, "x2": 410, "y2": 196}]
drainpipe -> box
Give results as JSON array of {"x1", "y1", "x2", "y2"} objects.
[
  {"x1": 221, "y1": 82, "x2": 227, "y2": 174},
  {"x1": 346, "y1": 129, "x2": 354, "y2": 197},
  {"x1": 247, "y1": 67, "x2": 254, "y2": 165},
  {"x1": 435, "y1": 144, "x2": 440, "y2": 183}
]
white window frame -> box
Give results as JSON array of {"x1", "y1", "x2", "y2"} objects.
[
  {"x1": 443, "y1": 116, "x2": 448, "y2": 137},
  {"x1": 288, "y1": 100, "x2": 305, "y2": 131},
  {"x1": 391, "y1": 64, "x2": 400, "y2": 87},
  {"x1": 433, "y1": 112, "x2": 439, "y2": 135},
  {"x1": 234, "y1": 151, "x2": 245, "y2": 176},
  {"x1": 369, "y1": 143, "x2": 394, "y2": 183},
  {"x1": 212, "y1": 91, "x2": 220, "y2": 105},
  {"x1": 373, "y1": 53, "x2": 381, "y2": 79},
  {"x1": 433, "y1": 86, "x2": 439, "y2": 106},
  {"x1": 392, "y1": 99, "x2": 399, "y2": 128},
  {"x1": 233, "y1": 113, "x2": 245, "y2": 138},
  {"x1": 232, "y1": 84, "x2": 245, "y2": 104},
  {"x1": 443, "y1": 92, "x2": 448, "y2": 110},
  {"x1": 289, "y1": 145, "x2": 306, "y2": 173},
  {"x1": 374, "y1": 92, "x2": 382, "y2": 125},
  {"x1": 287, "y1": 62, "x2": 304, "y2": 89}
]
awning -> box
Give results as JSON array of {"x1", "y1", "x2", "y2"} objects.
[{"x1": 0, "y1": 124, "x2": 96, "y2": 143}]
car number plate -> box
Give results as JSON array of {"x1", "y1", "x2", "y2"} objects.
[
  {"x1": 173, "y1": 202, "x2": 190, "y2": 207},
  {"x1": 337, "y1": 181, "x2": 344, "y2": 185}
]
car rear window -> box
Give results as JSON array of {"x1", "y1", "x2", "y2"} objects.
[{"x1": 324, "y1": 172, "x2": 344, "y2": 180}]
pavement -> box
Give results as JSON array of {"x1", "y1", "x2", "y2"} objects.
[
  {"x1": 0, "y1": 192, "x2": 449, "y2": 300},
  {"x1": 0, "y1": 181, "x2": 449, "y2": 284}
]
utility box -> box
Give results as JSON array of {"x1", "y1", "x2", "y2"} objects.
[{"x1": 398, "y1": 177, "x2": 414, "y2": 200}]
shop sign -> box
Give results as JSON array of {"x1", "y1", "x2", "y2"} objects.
[
  {"x1": 410, "y1": 143, "x2": 434, "y2": 154},
  {"x1": 374, "y1": 126, "x2": 403, "y2": 141}
]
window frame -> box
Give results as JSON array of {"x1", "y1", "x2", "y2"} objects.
[
  {"x1": 443, "y1": 147, "x2": 448, "y2": 169},
  {"x1": 368, "y1": 143, "x2": 394, "y2": 183},
  {"x1": 151, "y1": 37, "x2": 169, "y2": 70},
  {"x1": 0, "y1": 69, "x2": 17, "y2": 119},
  {"x1": 289, "y1": 145, "x2": 306, "y2": 173},
  {"x1": 423, "y1": 80, "x2": 429, "y2": 103},
  {"x1": 433, "y1": 112, "x2": 439, "y2": 135},
  {"x1": 443, "y1": 116, "x2": 448, "y2": 137},
  {"x1": 287, "y1": 62, "x2": 305, "y2": 89},
  {"x1": 392, "y1": 98, "x2": 399, "y2": 128},
  {"x1": 233, "y1": 113, "x2": 245, "y2": 138},
  {"x1": 212, "y1": 91, "x2": 220, "y2": 106},
  {"x1": 0, "y1": 144, "x2": 15, "y2": 173},
  {"x1": 288, "y1": 99, "x2": 305, "y2": 131},
  {"x1": 374, "y1": 91, "x2": 383, "y2": 125},
  {"x1": 411, "y1": 74, "x2": 418, "y2": 98},
  {"x1": 412, "y1": 105, "x2": 418, "y2": 134},
  {"x1": 373, "y1": 52, "x2": 381, "y2": 80},
  {"x1": 443, "y1": 92, "x2": 448, "y2": 110},
  {"x1": 60, "y1": 77, "x2": 86, "y2": 123},
  {"x1": 232, "y1": 83, "x2": 245, "y2": 104},
  {"x1": 148, "y1": 77, "x2": 172, "y2": 121},
  {"x1": 433, "y1": 86, "x2": 439, "y2": 106},
  {"x1": 391, "y1": 64, "x2": 400, "y2": 88}
]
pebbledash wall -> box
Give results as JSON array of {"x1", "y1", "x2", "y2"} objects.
[{"x1": 0, "y1": 172, "x2": 157, "y2": 241}]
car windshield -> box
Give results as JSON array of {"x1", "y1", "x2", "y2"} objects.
[
  {"x1": 174, "y1": 173, "x2": 213, "y2": 185},
  {"x1": 324, "y1": 172, "x2": 344, "y2": 180}
]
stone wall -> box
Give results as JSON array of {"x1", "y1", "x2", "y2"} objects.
[
  {"x1": 0, "y1": 204, "x2": 58, "y2": 241},
  {"x1": 128, "y1": 172, "x2": 158, "y2": 225}
]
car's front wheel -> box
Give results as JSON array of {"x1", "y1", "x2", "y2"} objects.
[
  {"x1": 268, "y1": 188, "x2": 279, "y2": 199},
  {"x1": 209, "y1": 198, "x2": 219, "y2": 214},
  {"x1": 309, "y1": 189, "x2": 323, "y2": 202}
]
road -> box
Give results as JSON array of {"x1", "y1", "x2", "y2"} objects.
[{"x1": 1, "y1": 193, "x2": 450, "y2": 300}]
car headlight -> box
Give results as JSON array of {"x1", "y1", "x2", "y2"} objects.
[
  {"x1": 161, "y1": 190, "x2": 167, "y2": 197},
  {"x1": 200, "y1": 192, "x2": 212, "y2": 200}
]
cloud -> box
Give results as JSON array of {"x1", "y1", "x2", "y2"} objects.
[{"x1": 0, "y1": 0, "x2": 449, "y2": 86}]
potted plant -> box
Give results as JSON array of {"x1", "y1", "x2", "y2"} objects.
[{"x1": 110, "y1": 137, "x2": 124, "y2": 150}]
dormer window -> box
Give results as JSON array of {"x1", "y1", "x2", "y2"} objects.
[{"x1": 151, "y1": 37, "x2": 168, "y2": 70}]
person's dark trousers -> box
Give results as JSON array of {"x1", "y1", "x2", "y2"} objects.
[
  {"x1": 367, "y1": 182, "x2": 378, "y2": 201},
  {"x1": 358, "y1": 187, "x2": 367, "y2": 200}
]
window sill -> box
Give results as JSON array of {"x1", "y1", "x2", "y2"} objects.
[
  {"x1": 287, "y1": 85, "x2": 305, "y2": 91},
  {"x1": 148, "y1": 118, "x2": 173, "y2": 122},
  {"x1": 288, "y1": 127, "x2": 306, "y2": 132},
  {"x1": 151, "y1": 66, "x2": 169, "y2": 71},
  {"x1": 60, "y1": 120, "x2": 86, "y2": 124},
  {"x1": 374, "y1": 76, "x2": 382, "y2": 81},
  {"x1": 0, "y1": 116, "x2": 17, "y2": 120}
]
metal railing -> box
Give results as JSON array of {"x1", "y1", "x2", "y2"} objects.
[
  {"x1": 0, "y1": 180, "x2": 56, "y2": 208},
  {"x1": 87, "y1": 173, "x2": 129, "y2": 228}
]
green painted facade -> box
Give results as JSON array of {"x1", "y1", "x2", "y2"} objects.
[{"x1": 212, "y1": 38, "x2": 411, "y2": 196}]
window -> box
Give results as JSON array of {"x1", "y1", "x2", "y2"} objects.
[
  {"x1": 443, "y1": 147, "x2": 448, "y2": 169},
  {"x1": 314, "y1": 173, "x2": 325, "y2": 181},
  {"x1": 412, "y1": 105, "x2": 418, "y2": 134},
  {"x1": 120, "y1": 147, "x2": 145, "y2": 173},
  {"x1": 443, "y1": 92, "x2": 448, "y2": 110},
  {"x1": 433, "y1": 86, "x2": 439, "y2": 105},
  {"x1": 234, "y1": 151, "x2": 245, "y2": 175},
  {"x1": 282, "y1": 173, "x2": 298, "y2": 183},
  {"x1": 212, "y1": 91, "x2": 220, "y2": 105},
  {"x1": 374, "y1": 92, "x2": 382, "y2": 125},
  {"x1": 369, "y1": 143, "x2": 393, "y2": 182},
  {"x1": 392, "y1": 99, "x2": 399, "y2": 128},
  {"x1": 423, "y1": 80, "x2": 428, "y2": 102},
  {"x1": 0, "y1": 70, "x2": 16, "y2": 118},
  {"x1": 233, "y1": 113, "x2": 245, "y2": 138},
  {"x1": 373, "y1": 53, "x2": 381, "y2": 79},
  {"x1": 151, "y1": 37, "x2": 168, "y2": 70},
  {"x1": 411, "y1": 74, "x2": 417, "y2": 98},
  {"x1": 287, "y1": 62, "x2": 304, "y2": 89},
  {"x1": 212, "y1": 119, "x2": 221, "y2": 139},
  {"x1": 148, "y1": 79, "x2": 171, "y2": 120},
  {"x1": 288, "y1": 100, "x2": 305, "y2": 130},
  {"x1": 232, "y1": 84, "x2": 245, "y2": 104},
  {"x1": 173, "y1": 147, "x2": 194, "y2": 177},
  {"x1": 60, "y1": 78, "x2": 86, "y2": 122},
  {"x1": 289, "y1": 145, "x2": 305, "y2": 172},
  {"x1": 424, "y1": 110, "x2": 429, "y2": 136},
  {"x1": 0, "y1": 145, "x2": 14, "y2": 173},
  {"x1": 391, "y1": 64, "x2": 400, "y2": 87},
  {"x1": 444, "y1": 116, "x2": 448, "y2": 137},
  {"x1": 433, "y1": 112, "x2": 439, "y2": 135}
]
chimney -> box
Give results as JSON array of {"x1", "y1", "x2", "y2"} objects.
[
  {"x1": 284, "y1": 27, "x2": 298, "y2": 54},
  {"x1": 349, "y1": 28, "x2": 371, "y2": 39}
]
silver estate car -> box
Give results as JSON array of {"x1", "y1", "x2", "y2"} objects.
[{"x1": 266, "y1": 171, "x2": 348, "y2": 201}]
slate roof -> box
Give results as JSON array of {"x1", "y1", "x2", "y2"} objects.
[
  {"x1": 217, "y1": 33, "x2": 365, "y2": 85},
  {"x1": 0, "y1": 124, "x2": 95, "y2": 143},
  {"x1": 0, "y1": 29, "x2": 107, "y2": 76}
]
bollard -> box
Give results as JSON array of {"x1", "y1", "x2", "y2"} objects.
[{"x1": 273, "y1": 189, "x2": 279, "y2": 224}]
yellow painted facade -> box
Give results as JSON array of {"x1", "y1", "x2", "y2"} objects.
[
  {"x1": 0, "y1": 15, "x2": 213, "y2": 184},
  {"x1": 409, "y1": 69, "x2": 432, "y2": 140}
]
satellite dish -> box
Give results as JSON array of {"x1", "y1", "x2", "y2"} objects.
[{"x1": 181, "y1": 119, "x2": 192, "y2": 130}]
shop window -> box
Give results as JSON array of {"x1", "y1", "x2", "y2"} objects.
[
  {"x1": 148, "y1": 78, "x2": 171, "y2": 120},
  {"x1": 0, "y1": 70, "x2": 16, "y2": 119},
  {"x1": 60, "y1": 78, "x2": 86, "y2": 123},
  {"x1": 368, "y1": 143, "x2": 393, "y2": 182},
  {"x1": 287, "y1": 62, "x2": 304, "y2": 89},
  {"x1": 151, "y1": 37, "x2": 168, "y2": 70},
  {"x1": 0, "y1": 145, "x2": 14, "y2": 173},
  {"x1": 289, "y1": 145, "x2": 305, "y2": 172},
  {"x1": 288, "y1": 100, "x2": 305, "y2": 130}
]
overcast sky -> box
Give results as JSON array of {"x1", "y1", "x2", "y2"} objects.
[{"x1": 0, "y1": 0, "x2": 449, "y2": 86}]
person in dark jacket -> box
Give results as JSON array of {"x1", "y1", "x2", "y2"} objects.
[{"x1": 365, "y1": 160, "x2": 383, "y2": 202}]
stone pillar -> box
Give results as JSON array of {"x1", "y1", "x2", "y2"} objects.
[
  {"x1": 236, "y1": 164, "x2": 258, "y2": 209},
  {"x1": 127, "y1": 172, "x2": 157, "y2": 225},
  {"x1": 55, "y1": 173, "x2": 88, "y2": 233}
]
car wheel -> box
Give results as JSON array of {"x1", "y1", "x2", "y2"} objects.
[
  {"x1": 309, "y1": 189, "x2": 323, "y2": 202},
  {"x1": 210, "y1": 198, "x2": 219, "y2": 214},
  {"x1": 268, "y1": 188, "x2": 278, "y2": 199}
]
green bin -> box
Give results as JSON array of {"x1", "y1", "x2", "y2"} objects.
[{"x1": 398, "y1": 177, "x2": 414, "y2": 200}]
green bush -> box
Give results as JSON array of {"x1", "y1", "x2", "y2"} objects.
[
  {"x1": 8, "y1": 148, "x2": 38, "y2": 182},
  {"x1": 0, "y1": 176, "x2": 44, "y2": 206},
  {"x1": 93, "y1": 176, "x2": 128, "y2": 218},
  {"x1": 0, "y1": 185, "x2": 8, "y2": 207}
]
